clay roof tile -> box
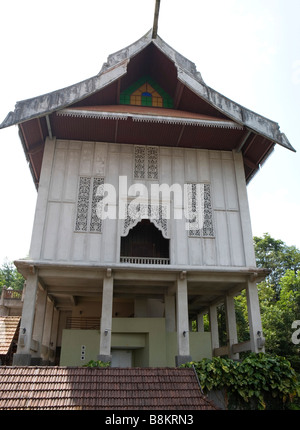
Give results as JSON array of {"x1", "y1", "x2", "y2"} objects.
[{"x1": 0, "y1": 366, "x2": 217, "y2": 410}]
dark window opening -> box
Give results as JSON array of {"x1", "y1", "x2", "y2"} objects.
[{"x1": 121, "y1": 219, "x2": 169, "y2": 261}]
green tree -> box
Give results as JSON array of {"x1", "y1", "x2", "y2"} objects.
[
  {"x1": 0, "y1": 260, "x2": 25, "y2": 294},
  {"x1": 253, "y1": 235, "x2": 300, "y2": 370},
  {"x1": 268, "y1": 270, "x2": 300, "y2": 369},
  {"x1": 254, "y1": 233, "x2": 300, "y2": 297},
  {"x1": 230, "y1": 235, "x2": 300, "y2": 370}
]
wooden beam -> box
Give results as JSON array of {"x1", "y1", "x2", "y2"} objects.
[
  {"x1": 174, "y1": 81, "x2": 184, "y2": 109},
  {"x1": 214, "y1": 345, "x2": 229, "y2": 357},
  {"x1": 232, "y1": 340, "x2": 251, "y2": 354},
  {"x1": 176, "y1": 125, "x2": 185, "y2": 146},
  {"x1": 27, "y1": 141, "x2": 44, "y2": 155},
  {"x1": 243, "y1": 134, "x2": 257, "y2": 156},
  {"x1": 257, "y1": 140, "x2": 274, "y2": 167},
  {"x1": 236, "y1": 130, "x2": 251, "y2": 152},
  {"x1": 243, "y1": 156, "x2": 257, "y2": 170},
  {"x1": 37, "y1": 118, "x2": 44, "y2": 142},
  {"x1": 46, "y1": 115, "x2": 53, "y2": 139}
]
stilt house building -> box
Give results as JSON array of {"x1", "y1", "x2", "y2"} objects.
[{"x1": 0, "y1": 28, "x2": 295, "y2": 367}]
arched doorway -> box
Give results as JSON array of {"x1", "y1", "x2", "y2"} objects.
[{"x1": 121, "y1": 219, "x2": 169, "y2": 262}]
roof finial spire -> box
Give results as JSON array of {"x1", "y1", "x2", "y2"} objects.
[{"x1": 152, "y1": 0, "x2": 161, "y2": 39}]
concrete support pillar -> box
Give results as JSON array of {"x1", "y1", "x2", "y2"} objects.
[
  {"x1": 209, "y1": 304, "x2": 219, "y2": 355},
  {"x1": 175, "y1": 273, "x2": 191, "y2": 366},
  {"x1": 0, "y1": 287, "x2": 4, "y2": 306},
  {"x1": 246, "y1": 280, "x2": 265, "y2": 353},
  {"x1": 41, "y1": 299, "x2": 54, "y2": 364},
  {"x1": 13, "y1": 272, "x2": 39, "y2": 365},
  {"x1": 197, "y1": 312, "x2": 205, "y2": 332},
  {"x1": 165, "y1": 294, "x2": 176, "y2": 332},
  {"x1": 49, "y1": 308, "x2": 60, "y2": 364},
  {"x1": 31, "y1": 286, "x2": 47, "y2": 364},
  {"x1": 98, "y1": 271, "x2": 114, "y2": 363},
  {"x1": 0, "y1": 287, "x2": 8, "y2": 316},
  {"x1": 225, "y1": 295, "x2": 239, "y2": 359}
]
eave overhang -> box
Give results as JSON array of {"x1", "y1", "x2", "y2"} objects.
[
  {"x1": 0, "y1": 29, "x2": 295, "y2": 189},
  {"x1": 57, "y1": 105, "x2": 243, "y2": 129}
]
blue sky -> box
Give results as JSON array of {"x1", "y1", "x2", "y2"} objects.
[{"x1": 0, "y1": 0, "x2": 299, "y2": 263}]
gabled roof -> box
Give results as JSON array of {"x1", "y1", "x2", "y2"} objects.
[
  {"x1": 0, "y1": 367, "x2": 217, "y2": 410},
  {"x1": 0, "y1": 30, "x2": 295, "y2": 187},
  {"x1": 0, "y1": 316, "x2": 20, "y2": 356}
]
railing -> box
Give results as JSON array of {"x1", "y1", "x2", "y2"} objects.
[
  {"x1": 66, "y1": 317, "x2": 100, "y2": 330},
  {"x1": 3, "y1": 289, "x2": 22, "y2": 300},
  {"x1": 214, "y1": 340, "x2": 252, "y2": 357},
  {"x1": 120, "y1": 256, "x2": 170, "y2": 265}
]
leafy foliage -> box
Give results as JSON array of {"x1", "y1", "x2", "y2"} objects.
[
  {"x1": 214, "y1": 234, "x2": 300, "y2": 371},
  {"x1": 259, "y1": 271, "x2": 300, "y2": 362},
  {"x1": 254, "y1": 233, "x2": 300, "y2": 297},
  {"x1": 183, "y1": 354, "x2": 300, "y2": 410},
  {"x1": 83, "y1": 360, "x2": 110, "y2": 368},
  {"x1": 0, "y1": 259, "x2": 25, "y2": 294},
  {"x1": 253, "y1": 235, "x2": 300, "y2": 370}
]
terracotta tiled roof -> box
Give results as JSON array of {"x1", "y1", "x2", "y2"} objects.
[
  {"x1": 0, "y1": 316, "x2": 20, "y2": 356},
  {"x1": 0, "y1": 367, "x2": 217, "y2": 410}
]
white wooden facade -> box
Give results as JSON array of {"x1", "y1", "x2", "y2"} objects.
[{"x1": 30, "y1": 139, "x2": 255, "y2": 269}]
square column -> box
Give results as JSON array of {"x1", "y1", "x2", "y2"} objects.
[
  {"x1": 246, "y1": 280, "x2": 265, "y2": 353},
  {"x1": 41, "y1": 298, "x2": 54, "y2": 364},
  {"x1": 196, "y1": 312, "x2": 206, "y2": 332},
  {"x1": 225, "y1": 294, "x2": 239, "y2": 359},
  {"x1": 209, "y1": 304, "x2": 219, "y2": 355},
  {"x1": 175, "y1": 273, "x2": 191, "y2": 366},
  {"x1": 98, "y1": 270, "x2": 114, "y2": 363},
  {"x1": 31, "y1": 286, "x2": 47, "y2": 364},
  {"x1": 13, "y1": 271, "x2": 39, "y2": 365},
  {"x1": 49, "y1": 308, "x2": 60, "y2": 364},
  {"x1": 165, "y1": 294, "x2": 176, "y2": 332},
  {"x1": 0, "y1": 287, "x2": 9, "y2": 316}
]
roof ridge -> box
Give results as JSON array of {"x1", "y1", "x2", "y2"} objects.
[{"x1": 0, "y1": 32, "x2": 294, "y2": 153}]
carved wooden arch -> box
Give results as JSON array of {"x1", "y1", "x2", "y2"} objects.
[
  {"x1": 121, "y1": 203, "x2": 169, "y2": 239},
  {"x1": 120, "y1": 218, "x2": 170, "y2": 260}
]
